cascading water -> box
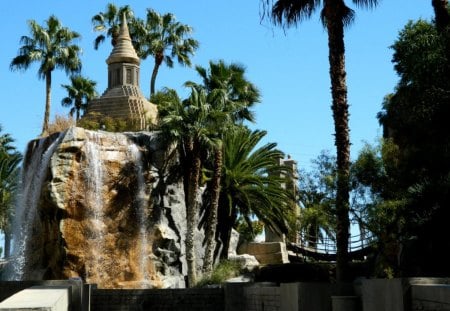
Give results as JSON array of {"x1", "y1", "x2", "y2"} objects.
[
  {"x1": 1, "y1": 127, "x2": 186, "y2": 288},
  {"x1": 82, "y1": 131, "x2": 152, "y2": 287},
  {"x1": 83, "y1": 131, "x2": 107, "y2": 283},
  {"x1": 127, "y1": 143, "x2": 150, "y2": 283},
  {"x1": 6, "y1": 132, "x2": 64, "y2": 280}
]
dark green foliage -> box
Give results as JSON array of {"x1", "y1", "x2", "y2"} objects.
[
  {"x1": 373, "y1": 17, "x2": 450, "y2": 276},
  {"x1": 0, "y1": 126, "x2": 22, "y2": 258}
]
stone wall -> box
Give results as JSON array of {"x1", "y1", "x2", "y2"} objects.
[{"x1": 91, "y1": 288, "x2": 224, "y2": 311}]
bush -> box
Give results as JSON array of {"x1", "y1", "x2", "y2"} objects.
[
  {"x1": 196, "y1": 260, "x2": 241, "y2": 287},
  {"x1": 46, "y1": 114, "x2": 76, "y2": 135},
  {"x1": 78, "y1": 112, "x2": 143, "y2": 132}
]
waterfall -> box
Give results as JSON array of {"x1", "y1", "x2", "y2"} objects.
[
  {"x1": 84, "y1": 131, "x2": 107, "y2": 283},
  {"x1": 6, "y1": 132, "x2": 64, "y2": 280},
  {"x1": 127, "y1": 143, "x2": 150, "y2": 284}
]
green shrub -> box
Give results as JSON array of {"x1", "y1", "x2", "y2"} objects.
[
  {"x1": 196, "y1": 260, "x2": 241, "y2": 287},
  {"x1": 78, "y1": 112, "x2": 143, "y2": 132}
]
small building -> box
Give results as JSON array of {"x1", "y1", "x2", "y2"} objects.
[{"x1": 86, "y1": 15, "x2": 157, "y2": 130}]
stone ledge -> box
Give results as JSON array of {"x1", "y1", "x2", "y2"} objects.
[{"x1": 0, "y1": 286, "x2": 70, "y2": 311}]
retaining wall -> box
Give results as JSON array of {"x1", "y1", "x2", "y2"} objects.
[{"x1": 91, "y1": 288, "x2": 224, "y2": 311}]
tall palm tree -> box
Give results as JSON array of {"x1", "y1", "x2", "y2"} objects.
[
  {"x1": 191, "y1": 60, "x2": 260, "y2": 274},
  {"x1": 61, "y1": 75, "x2": 98, "y2": 122},
  {"x1": 136, "y1": 9, "x2": 199, "y2": 96},
  {"x1": 10, "y1": 15, "x2": 81, "y2": 135},
  {"x1": 157, "y1": 86, "x2": 215, "y2": 287},
  {"x1": 92, "y1": 3, "x2": 134, "y2": 49},
  {"x1": 262, "y1": 0, "x2": 379, "y2": 282},
  {"x1": 217, "y1": 127, "x2": 291, "y2": 259}
]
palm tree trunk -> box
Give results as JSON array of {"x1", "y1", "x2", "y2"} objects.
[
  {"x1": 43, "y1": 71, "x2": 52, "y2": 135},
  {"x1": 432, "y1": 0, "x2": 450, "y2": 32},
  {"x1": 325, "y1": 4, "x2": 351, "y2": 284},
  {"x1": 217, "y1": 200, "x2": 238, "y2": 259},
  {"x1": 202, "y1": 147, "x2": 222, "y2": 275},
  {"x1": 150, "y1": 53, "x2": 164, "y2": 97},
  {"x1": 185, "y1": 141, "x2": 201, "y2": 287},
  {"x1": 4, "y1": 230, "x2": 11, "y2": 258}
]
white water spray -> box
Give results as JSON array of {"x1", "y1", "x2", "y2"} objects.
[
  {"x1": 127, "y1": 143, "x2": 150, "y2": 283},
  {"x1": 7, "y1": 133, "x2": 64, "y2": 280}
]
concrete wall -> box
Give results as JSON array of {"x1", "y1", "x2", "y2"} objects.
[
  {"x1": 411, "y1": 284, "x2": 450, "y2": 310},
  {"x1": 361, "y1": 278, "x2": 405, "y2": 311},
  {"x1": 3, "y1": 278, "x2": 450, "y2": 311},
  {"x1": 280, "y1": 282, "x2": 354, "y2": 311},
  {"x1": 90, "y1": 288, "x2": 224, "y2": 311},
  {"x1": 243, "y1": 284, "x2": 281, "y2": 311}
]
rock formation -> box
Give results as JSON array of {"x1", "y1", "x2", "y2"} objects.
[{"x1": 7, "y1": 127, "x2": 204, "y2": 289}]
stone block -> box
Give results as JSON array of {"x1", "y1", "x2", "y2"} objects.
[
  {"x1": 411, "y1": 284, "x2": 450, "y2": 310},
  {"x1": 243, "y1": 242, "x2": 286, "y2": 255},
  {"x1": 361, "y1": 278, "x2": 404, "y2": 311},
  {"x1": 240, "y1": 242, "x2": 289, "y2": 265},
  {"x1": 0, "y1": 286, "x2": 69, "y2": 311}
]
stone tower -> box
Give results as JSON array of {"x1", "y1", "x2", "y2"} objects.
[{"x1": 87, "y1": 14, "x2": 157, "y2": 129}]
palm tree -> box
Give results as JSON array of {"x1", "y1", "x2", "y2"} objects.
[
  {"x1": 157, "y1": 86, "x2": 214, "y2": 287},
  {"x1": 191, "y1": 60, "x2": 260, "y2": 274},
  {"x1": 217, "y1": 127, "x2": 292, "y2": 259},
  {"x1": 61, "y1": 75, "x2": 98, "y2": 122},
  {"x1": 261, "y1": 0, "x2": 379, "y2": 282},
  {"x1": 92, "y1": 3, "x2": 134, "y2": 49},
  {"x1": 0, "y1": 127, "x2": 22, "y2": 258},
  {"x1": 136, "y1": 9, "x2": 199, "y2": 96},
  {"x1": 10, "y1": 15, "x2": 81, "y2": 135}
]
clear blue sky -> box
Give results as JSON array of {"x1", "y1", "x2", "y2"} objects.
[{"x1": 0, "y1": 1, "x2": 434, "y2": 170}]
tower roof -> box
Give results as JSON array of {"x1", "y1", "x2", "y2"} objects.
[{"x1": 106, "y1": 14, "x2": 140, "y2": 65}]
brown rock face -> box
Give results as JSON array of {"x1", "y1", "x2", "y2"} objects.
[{"x1": 9, "y1": 127, "x2": 201, "y2": 288}]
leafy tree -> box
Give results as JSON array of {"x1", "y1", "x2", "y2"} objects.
[
  {"x1": 297, "y1": 151, "x2": 337, "y2": 250},
  {"x1": 377, "y1": 17, "x2": 450, "y2": 276},
  {"x1": 135, "y1": 9, "x2": 199, "y2": 96},
  {"x1": 0, "y1": 126, "x2": 22, "y2": 258},
  {"x1": 10, "y1": 15, "x2": 81, "y2": 135},
  {"x1": 351, "y1": 140, "x2": 407, "y2": 276},
  {"x1": 217, "y1": 127, "x2": 291, "y2": 259},
  {"x1": 260, "y1": 0, "x2": 379, "y2": 282},
  {"x1": 61, "y1": 76, "x2": 98, "y2": 122},
  {"x1": 92, "y1": 3, "x2": 134, "y2": 49}
]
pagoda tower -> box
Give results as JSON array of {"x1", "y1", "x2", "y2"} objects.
[{"x1": 87, "y1": 15, "x2": 157, "y2": 129}]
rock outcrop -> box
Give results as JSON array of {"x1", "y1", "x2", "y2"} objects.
[{"x1": 10, "y1": 127, "x2": 204, "y2": 288}]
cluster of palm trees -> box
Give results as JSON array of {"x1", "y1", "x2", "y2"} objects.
[
  {"x1": 155, "y1": 60, "x2": 294, "y2": 285},
  {"x1": 10, "y1": 3, "x2": 199, "y2": 135}
]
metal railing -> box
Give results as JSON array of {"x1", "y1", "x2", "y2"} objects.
[{"x1": 295, "y1": 230, "x2": 376, "y2": 255}]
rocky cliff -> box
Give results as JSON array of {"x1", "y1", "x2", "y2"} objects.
[{"x1": 9, "y1": 127, "x2": 204, "y2": 288}]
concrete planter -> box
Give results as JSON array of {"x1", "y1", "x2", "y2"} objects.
[{"x1": 331, "y1": 295, "x2": 360, "y2": 311}]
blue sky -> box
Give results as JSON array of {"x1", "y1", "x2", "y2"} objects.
[{"x1": 0, "y1": 1, "x2": 434, "y2": 170}]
